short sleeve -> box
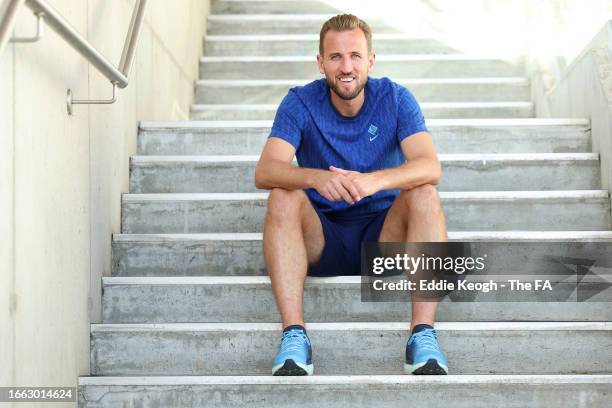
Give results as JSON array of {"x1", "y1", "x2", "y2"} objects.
[
  {"x1": 396, "y1": 86, "x2": 428, "y2": 142},
  {"x1": 269, "y1": 92, "x2": 303, "y2": 150}
]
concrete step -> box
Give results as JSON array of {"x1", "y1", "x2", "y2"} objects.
[
  {"x1": 90, "y1": 322, "x2": 612, "y2": 375},
  {"x1": 190, "y1": 102, "x2": 535, "y2": 120},
  {"x1": 111, "y1": 231, "x2": 612, "y2": 277},
  {"x1": 137, "y1": 119, "x2": 591, "y2": 155},
  {"x1": 210, "y1": 0, "x2": 394, "y2": 15},
  {"x1": 78, "y1": 374, "x2": 612, "y2": 408},
  {"x1": 101, "y1": 276, "x2": 612, "y2": 323},
  {"x1": 128, "y1": 154, "x2": 601, "y2": 194},
  {"x1": 199, "y1": 55, "x2": 525, "y2": 79},
  {"x1": 205, "y1": 14, "x2": 444, "y2": 36},
  {"x1": 204, "y1": 34, "x2": 459, "y2": 56},
  {"x1": 194, "y1": 78, "x2": 531, "y2": 104},
  {"x1": 205, "y1": 14, "x2": 513, "y2": 38},
  {"x1": 120, "y1": 191, "x2": 610, "y2": 234}
]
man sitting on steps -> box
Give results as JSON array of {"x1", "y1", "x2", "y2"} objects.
[{"x1": 254, "y1": 14, "x2": 449, "y2": 376}]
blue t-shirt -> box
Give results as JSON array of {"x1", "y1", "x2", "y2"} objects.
[{"x1": 269, "y1": 76, "x2": 428, "y2": 216}]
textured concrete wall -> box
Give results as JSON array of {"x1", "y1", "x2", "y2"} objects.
[
  {"x1": 0, "y1": 0, "x2": 209, "y2": 405},
  {"x1": 0, "y1": 4, "x2": 15, "y2": 398},
  {"x1": 532, "y1": 22, "x2": 612, "y2": 195},
  {"x1": 525, "y1": 0, "x2": 612, "y2": 82}
]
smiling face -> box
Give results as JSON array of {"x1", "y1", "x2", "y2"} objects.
[{"x1": 317, "y1": 28, "x2": 376, "y2": 101}]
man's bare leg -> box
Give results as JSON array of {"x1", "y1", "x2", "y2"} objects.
[
  {"x1": 378, "y1": 184, "x2": 448, "y2": 330},
  {"x1": 263, "y1": 188, "x2": 325, "y2": 329}
]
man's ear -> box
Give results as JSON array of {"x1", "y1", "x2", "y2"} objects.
[
  {"x1": 368, "y1": 51, "x2": 376, "y2": 72},
  {"x1": 316, "y1": 54, "x2": 325, "y2": 75}
]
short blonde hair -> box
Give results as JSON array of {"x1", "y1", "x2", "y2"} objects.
[{"x1": 319, "y1": 14, "x2": 372, "y2": 56}]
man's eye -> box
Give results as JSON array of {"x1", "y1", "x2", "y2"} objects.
[
  {"x1": 331, "y1": 55, "x2": 340, "y2": 60},
  {"x1": 352, "y1": 54, "x2": 361, "y2": 59}
]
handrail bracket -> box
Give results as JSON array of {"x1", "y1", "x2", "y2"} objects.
[
  {"x1": 10, "y1": 11, "x2": 44, "y2": 43},
  {"x1": 67, "y1": 81, "x2": 118, "y2": 116}
]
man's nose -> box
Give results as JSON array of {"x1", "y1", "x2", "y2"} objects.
[{"x1": 340, "y1": 55, "x2": 353, "y2": 73}]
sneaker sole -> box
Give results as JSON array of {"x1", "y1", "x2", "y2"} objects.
[
  {"x1": 272, "y1": 359, "x2": 314, "y2": 376},
  {"x1": 404, "y1": 358, "x2": 448, "y2": 375}
]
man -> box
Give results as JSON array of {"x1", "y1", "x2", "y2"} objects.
[{"x1": 254, "y1": 14, "x2": 448, "y2": 376}]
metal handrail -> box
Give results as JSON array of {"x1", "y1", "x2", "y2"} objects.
[
  {"x1": 119, "y1": 0, "x2": 147, "y2": 78},
  {"x1": 0, "y1": 0, "x2": 148, "y2": 113},
  {"x1": 0, "y1": 0, "x2": 25, "y2": 53}
]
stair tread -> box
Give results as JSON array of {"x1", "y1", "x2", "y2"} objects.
[
  {"x1": 130, "y1": 153, "x2": 599, "y2": 162},
  {"x1": 139, "y1": 118, "x2": 590, "y2": 129},
  {"x1": 112, "y1": 230, "x2": 612, "y2": 242},
  {"x1": 204, "y1": 33, "x2": 450, "y2": 41},
  {"x1": 121, "y1": 190, "x2": 609, "y2": 201},
  {"x1": 90, "y1": 321, "x2": 612, "y2": 331},
  {"x1": 200, "y1": 54, "x2": 523, "y2": 61},
  {"x1": 192, "y1": 102, "x2": 534, "y2": 108},
  {"x1": 196, "y1": 77, "x2": 529, "y2": 85},
  {"x1": 103, "y1": 275, "x2": 612, "y2": 285},
  {"x1": 78, "y1": 374, "x2": 612, "y2": 385}
]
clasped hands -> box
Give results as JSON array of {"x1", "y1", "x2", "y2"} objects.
[{"x1": 313, "y1": 165, "x2": 381, "y2": 205}]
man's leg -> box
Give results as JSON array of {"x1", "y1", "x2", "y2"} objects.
[
  {"x1": 378, "y1": 184, "x2": 449, "y2": 374},
  {"x1": 378, "y1": 184, "x2": 448, "y2": 329},
  {"x1": 264, "y1": 188, "x2": 325, "y2": 375},
  {"x1": 263, "y1": 188, "x2": 325, "y2": 328}
]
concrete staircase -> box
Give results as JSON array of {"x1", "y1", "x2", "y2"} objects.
[{"x1": 78, "y1": 1, "x2": 612, "y2": 406}]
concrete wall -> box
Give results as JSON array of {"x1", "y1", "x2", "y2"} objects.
[
  {"x1": 0, "y1": 0, "x2": 209, "y2": 405},
  {"x1": 531, "y1": 22, "x2": 612, "y2": 194}
]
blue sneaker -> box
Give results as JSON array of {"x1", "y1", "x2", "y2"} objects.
[
  {"x1": 404, "y1": 327, "x2": 448, "y2": 375},
  {"x1": 272, "y1": 326, "x2": 313, "y2": 376}
]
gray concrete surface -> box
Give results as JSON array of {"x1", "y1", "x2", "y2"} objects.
[
  {"x1": 128, "y1": 154, "x2": 601, "y2": 193},
  {"x1": 101, "y1": 276, "x2": 612, "y2": 323},
  {"x1": 137, "y1": 119, "x2": 591, "y2": 155},
  {"x1": 110, "y1": 231, "x2": 612, "y2": 277},
  {"x1": 199, "y1": 56, "x2": 525, "y2": 79},
  {"x1": 119, "y1": 191, "x2": 611, "y2": 233},
  {"x1": 204, "y1": 34, "x2": 460, "y2": 56},
  {"x1": 206, "y1": 15, "x2": 452, "y2": 36},
  {"x1": 190, "y1": 102, "x2": 535, "y2": 120},
  {"x1": 194, "y1": 78, "x2": 530, "y2": 103},
  {"x1": 89, "y1": 322, "x2": 612, "y2": 375},
  {"x1": 77, "y1": 375, "x2": 612, "y2": 408}
]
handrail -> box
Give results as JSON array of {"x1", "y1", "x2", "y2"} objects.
[
  {"x1": 0, "y1": 0, "x2": 26, "y2": 54},
  {"x1": 0, "y1": 0, "x2": 148, "y2": 113},
  {"x1": 119, "y1": 0, "x2": 147, "y2": 78}
]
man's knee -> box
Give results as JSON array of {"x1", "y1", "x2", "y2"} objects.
[
  {"x1": 398, "y1": 184, "x2": 442, "y2": 214},
  {"x1": 266, "y1": 188, "x2": 308, "y2": 221}
]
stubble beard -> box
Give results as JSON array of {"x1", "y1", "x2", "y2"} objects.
[{"x1": 326, "y1": 74, "x2": 368, "y2": 101}]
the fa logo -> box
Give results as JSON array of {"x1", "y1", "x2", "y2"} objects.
[{"x1": 368, "y1": 124, "x2": 378, "y2": 141}]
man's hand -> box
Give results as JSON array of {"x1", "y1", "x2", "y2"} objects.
[
  {"x1": 329, "y1": 166, "x2": 382, "y2": 200},
  {"x1": 311, "y1": 169, "x2": 362, "y2": 204}
]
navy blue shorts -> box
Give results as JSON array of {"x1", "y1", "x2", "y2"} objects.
[{"x1": 307, "y1": 205, "x2": 391, "y2": 277}]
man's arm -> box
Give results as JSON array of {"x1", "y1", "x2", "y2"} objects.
[
  {"x1": 375, "y1": 131, "x2": 441, "y2": 190},
  {"x1": 330, "y1": 131, "x2": 441, "y2": 198},
  {"x1": 255, "y1": 137, "x2": 361, "y2": 204},
  {"x1": 254, "y1": 137, "x2": 321, "y2": 190}
]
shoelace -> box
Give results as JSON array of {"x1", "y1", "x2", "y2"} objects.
[
  {"x1": 279, "y1": 330, "x2": 308, "y2": 354},
  {"x1": 410, "y1": 329, "x2": 441, "y2": 353}
]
